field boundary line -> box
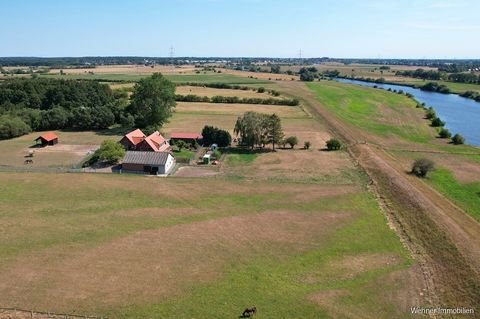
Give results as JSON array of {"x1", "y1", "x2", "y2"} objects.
[{"x1": 0, "y1": 307, "x2": 105, "y2": 319}]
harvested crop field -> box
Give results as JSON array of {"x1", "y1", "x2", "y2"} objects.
[{"x1": 175, "y1": 85, "x2": 283, "y2": 99}]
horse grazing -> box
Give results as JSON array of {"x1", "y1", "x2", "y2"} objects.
[{"x1": 241, "y1": 306, "x2": 256, "y2": 317}]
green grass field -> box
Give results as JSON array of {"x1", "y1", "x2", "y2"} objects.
[
  {"x1": 306, "y1": 81, "x2": 434, "y2": 144},
  {"x1": 0, "y1": 172, "x2": 415, "y2": 318},
  {"x1": 39, "y1": 72, "x2": 271, "y2": 84},
  {"x1": 427, "y1": 168, "x2": 480, "y2": 222}
]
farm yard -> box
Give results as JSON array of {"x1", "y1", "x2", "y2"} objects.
[
  {"x1": 0, "y1": 131, "x2": 123, "y2": 169},
  {"x1": 0, "y1": 67, "x2": 479, "y2": 319}
]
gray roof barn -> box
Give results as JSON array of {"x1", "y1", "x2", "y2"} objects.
[{"x1": 122, "y1": 151, "x2": 170, "y2": 166}]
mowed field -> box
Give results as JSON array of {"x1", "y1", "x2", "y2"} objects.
[
  {"x1": 0, "y1": 75, "x2": 429, "y2": 318},
  {"x1": 0, "y1": 172, "x2": 420, "y2": 318}
]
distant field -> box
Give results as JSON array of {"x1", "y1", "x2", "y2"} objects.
[
  {"x1": 306, "y1": 63, "x2": 480, "y2": 94},
  {"x1": 176, "y1": 85, "x2": 282, "y2": 99},
  {"x1": 175, "y1": 102, "x2": 307, "y2": 118},
  {"x1": 39, "y1": 72, "x2": 271, "y2": 84}
]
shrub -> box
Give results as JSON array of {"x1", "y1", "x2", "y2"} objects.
[
  {"x1": 326, "y1": 138, "x2": 341, "y2": 151},
  {"x1": 95, "y1": 140, "x2": 125, "y2": 164},
  {"x1": 285, "y1": 136, "x2": 298, "y2": 149},
  {"x1": 451, "y1": 134, "x2": 465, "y2": 145},
  {"x1": 438, "y1": 128, "x2": 451, "y2": 138},
  {"x1": 304, "y1": 141, "x2": 311, "y2": 149},
  {"x1": 0, "y1": 115, "x2": 31, "y2": 139},
  {"x1": 175, "y1": 140, "x2": 187, "y2": 151},
  {"x1": 212, "y1": 149, "x2": 221, "y2": 160},
  {"x1": 425, "y1": 107, "x2": 436, "y2": 119},
  {"x1": 411, "y1": 158, "x2": 435, "y2": 177},
  {"x1": 431, "y1": 117, "x2": 445, "y2": 127},
  {"x1": 257, "y1": 87, "x2": 265, "y2": 93}
]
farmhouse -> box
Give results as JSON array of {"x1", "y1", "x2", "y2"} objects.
[
  {"x1": 119, "y1": 128, "x2": 146, "y2": 150},
  {"x1": 120, "y1": 129, "x2": 170, "y2": 152},
  {"x1": 121, "y1": 151, "x2": 175, "y2": 175},
  {"x1": 137, "y1": 131, "x2": 171, "y2": 152},
  {"x1": 35, "y1": 132, "x2": 58, "y2": 146},
  {"x1": 170, "y1": 132, "x2": 202, "y2": 145}
]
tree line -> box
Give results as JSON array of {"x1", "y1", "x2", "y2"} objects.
[
  {"x1": 0, "y1": 73, "x2": 177, "y2": 139},
  {"x1": 0, "y1": 78, "x2": 127, "y2": 139},
  {"x1": 396, "y1": 68, "x2": 480, "y2": 84},
  {"x1": 175, "y1": 94, "x2": 299, "y2": 106}
]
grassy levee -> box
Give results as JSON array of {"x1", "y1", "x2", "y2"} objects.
[
  {"x1": 305, "y1": 81, "x2": 433, "y2": 144},
  {"x1": 427, "y1": 168, "x2": 480, "y2": 222},
  {"x1": 288, "y1": 81, "x2": 480, "y2": 313}
]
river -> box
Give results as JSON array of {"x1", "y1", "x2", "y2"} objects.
[{"x1": 335, "y1": 78, "x2": 480, "y2": 146}]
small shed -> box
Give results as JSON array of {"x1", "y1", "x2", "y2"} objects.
[
  {"x1": 202, "y1": 153, "x2": 211, "y2": 164},
  {"x1": 35, "y1": 132, "x2": 58, "y2": 146},
  {"x1": 121, "y1": 151, "x2": 175, "y2": 175}
]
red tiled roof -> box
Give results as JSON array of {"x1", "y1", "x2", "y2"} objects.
[
  {"x1": 140, "y1": 131, "x2": 170, "y2": 152},
  {"x1": 170, "y1": 132, "x2": 202, "y2": 139},
  {"x1": 36, "y1": 132, "x2": 58, "y2": 142},
  {"x1": 124, "y1": 129, "x2": 146, "y2": 146}
]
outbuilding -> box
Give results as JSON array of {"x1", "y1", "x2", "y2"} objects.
[
  {"x1": 121, "y1": 151, "x2": 175, "y2": 175},
  {"x1": 35, "y1": 132, "x2": 58, "y2": 146},
  {"x1": 170, "y1": 132, "x2": 202, "y2": 145}
]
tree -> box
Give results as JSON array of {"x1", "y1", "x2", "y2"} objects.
[
  {"x1": 300, "y1": 71, "x2": 315, "y2": 81},
  {"x1": 285, "y1": 136, "x2": 298, "y2": 149},
  {"x1": 270, "y1": 65, "x2": 281, "y2": 74},
  {"x1": 128, "y1": 73, "x2": 176, "y2": 130},
  {"x1": 266, "y1": 113, "x2": 283, "y2": 150},
  {"x1": 431, "y1": 117, "x2": 445, "y2": 127},
  {"x1": 411, "y1": 158, "x2": 434, "y2": 177},
  {"x1": 175, "y1": 140, "x2": 187, "y2": 151},
  {"x1": 304, "y1": 141, "x2": 311, "y2": 149},
  {"x1": 438, "y1": 128, "x2": 451, "y2": 138},
  {"x1": 201, "y1": 125, "x2": 232, "y2": 147},
  {"x1": 425, "y1": 107, "x2": 436, "y2": 119},
  {"x1": 326, "y1": 138, "x2": 341, "y2": 150},
  {"x1": 234, "y1": 111, "x2": 267, "y2": 149},
  {"x1": 451, "y1": 133, "x2": 465, "y2": 145},
  {"x1": 95, "y1": 140, "x2": 125, "y2": 163},
  {"x1": 0, "y1": 115, "x2": 31, "y2": 139}
]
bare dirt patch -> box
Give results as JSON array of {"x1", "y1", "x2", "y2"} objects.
[
  {"x1": 174, "y1": 166, "x2": 220, "y2": 177},
  {"x1": 0, "y1": 211, "x2": 352, "y2": 312}
]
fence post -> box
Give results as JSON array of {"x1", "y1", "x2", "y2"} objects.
[{"x1": 31, "y1": 310, "x2": 34, "y2": 318}]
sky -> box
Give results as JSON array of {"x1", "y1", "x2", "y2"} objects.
[{"x1": 1, "y1": 0, "x2": 479, "y2": 58}]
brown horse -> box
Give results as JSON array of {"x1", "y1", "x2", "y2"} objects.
[{"x1": 241, "y1": 306, "x2": 256, "y2": 317}]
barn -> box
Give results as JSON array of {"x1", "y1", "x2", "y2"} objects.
[
  {"x1": 170, "y1": 132, "x2": 202, "y2": 145},
  {"x1": 35, "y1": 132, "x2": 58, "y2": 146},
  {"x1": 121, "y1": 151, "x2": 175, "y2": 175}
]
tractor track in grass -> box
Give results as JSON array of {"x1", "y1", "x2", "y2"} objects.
[{"x1": 279, "y1": 81, "x2": 480, "y2": 312}]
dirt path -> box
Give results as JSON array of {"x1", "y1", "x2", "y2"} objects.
[{"x1": 279, "y1": 81, "x2": 480, "y2": 309}]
